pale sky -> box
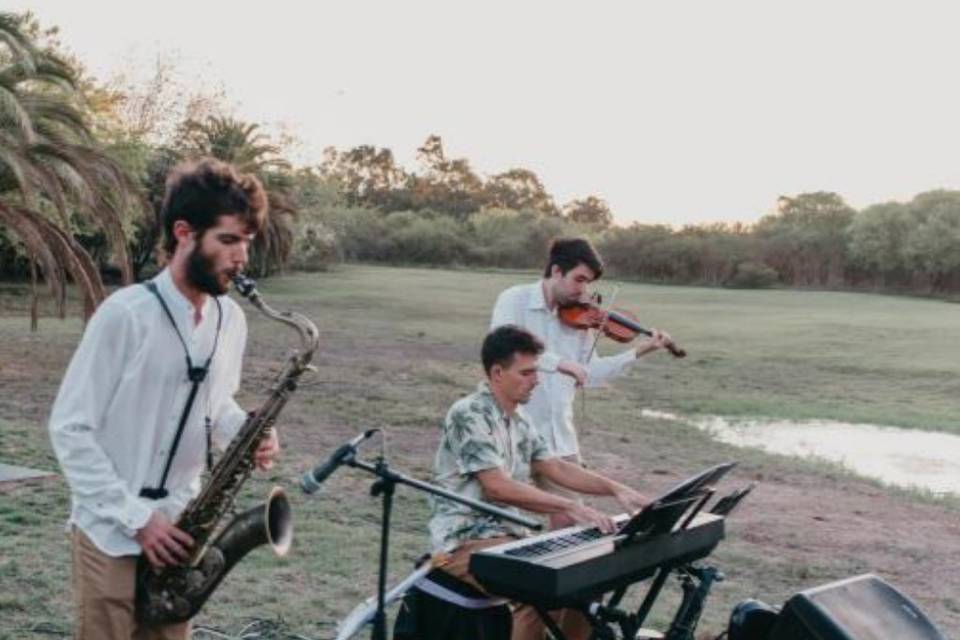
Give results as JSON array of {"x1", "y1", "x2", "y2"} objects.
[{"x1": 15, "y1": 1, "x2": 960, "y2": 226}]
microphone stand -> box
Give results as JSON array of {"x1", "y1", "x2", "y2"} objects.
[{"x1": 342, "y1": 452, "x2": 542, "y2": 640}]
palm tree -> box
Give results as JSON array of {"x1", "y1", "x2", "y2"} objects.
[
  {"x1": 0, "y1": 12, "x2": 137, "y2": 327},
  {"x1": 178, "y1": 116, "x2": 297, "y2": 276}
]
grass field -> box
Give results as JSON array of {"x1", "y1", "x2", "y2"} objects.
[{"x1": 1, "y1": 265, "x2": 958, "y2": 638}]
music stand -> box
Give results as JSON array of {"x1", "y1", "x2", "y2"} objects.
[
  {"x1": 618, "y1": 462, "x2": 737, "y2": 543},
  {"x1": 709, "y1": 481, "x2": 757, "y2": 517}
]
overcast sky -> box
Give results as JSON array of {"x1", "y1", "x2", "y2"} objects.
[{"x1": 15, "y1": 1, "x2": 960, "y2": 226}]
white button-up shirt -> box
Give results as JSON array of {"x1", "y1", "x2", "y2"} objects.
[
  {"x1": 491, "y1": 281, "x2": 639, "y2": 458},
  {"x1": 49, "y1": 269, "x2": 249, "y2": 556}
]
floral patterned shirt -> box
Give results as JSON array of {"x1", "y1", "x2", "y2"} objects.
[{"x1": 428, "y1": 382, "x2": 552, "y2": 551}]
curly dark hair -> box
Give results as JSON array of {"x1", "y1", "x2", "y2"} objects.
[
  {"x1": 160, "y1": 158, "x2": 268, "y2": 255},
  {"x1": 481, "y1": 325, "x2": 545, "y2": 375}
]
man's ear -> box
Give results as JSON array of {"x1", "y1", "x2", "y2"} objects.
[
  {"x1": 172, "y1": 220, "x2": 196, "y2": 249},
  {"x1": 549, "y1": 264, "x2": 562, "y2": 280},
  {"x1": 489, "y1": 364, "x2": 503, "y2": 385}
]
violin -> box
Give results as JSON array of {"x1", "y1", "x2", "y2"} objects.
[{"x1": 558, "y1": 297, "x2": 687, "y2": 358}]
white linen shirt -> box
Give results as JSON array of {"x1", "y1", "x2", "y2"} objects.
[
  {"x1": 490, "y1": 281, "x2": 639, "y2": 458},
  {"x1": 49, "y1": 268, "x2": 250, "y2": 557}
]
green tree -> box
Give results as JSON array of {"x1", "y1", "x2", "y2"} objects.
[
  {"x1": 318, "y1": 144, "x2": 410, "y2": 211},
  {"x1": 483, "y1": 168, "x2": 559, "y2": 216},
  {"x1": 411, "y1": 134, "x2": 485, "y2": 218},
  {"x1": 179, "y1": 116, "x2": 297, "y2": 276},
  {"x1": 0, "y1": 12, "x2": 137, "y2": 326},
  {"x1": 755, "y1": 192, "x2": 855, "y2": 287},
  {"x1": 902, "y1": 190, "x2": 960, "y2": 291},
  {"x1": 563, "y1": 195, "x2": 614, "y2": 229},
  {"x1": 847, "y1": 202, "x2": 914, "y2": 287}
]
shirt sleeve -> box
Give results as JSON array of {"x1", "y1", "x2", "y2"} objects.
[
  {"x1": 48, "y1": 301, "x2": 154, "y2": 537},
  {"x1": 211, "y1": 305, "x2": 250, "y2": 450},
  {"x1": 490, "y1": 289, "x2": 519, "y2": 329},
  {"x1": 528, "y1": 429, "x2": 552, "y2": 462},
  {"x1": 584, "y1": 347, "x2": 639, "y2": 388},
  {"x1": 445, "y1": 407, "x2": 505, "y2": 475}
]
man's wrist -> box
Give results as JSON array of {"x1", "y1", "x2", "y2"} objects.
[
  {"x1": 635, "y1": 342, "x2": 655, "y2": 358},
  {"x1": 554, "y1": 496, "x2": 578, "y2": 514},
  {"x1": 607, "y1": 480, "x2": 626, "y2": 497},
  {"x1": 123, "y1": 501, "x2": 155, "y2": 538}
]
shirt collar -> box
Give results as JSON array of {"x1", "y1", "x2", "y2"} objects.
[
  {"x1": 155, "y1": 268, "x2": 212, "y2": 322},
  {"x1": 528, "y1": 280, "x2": 550, "y2": 311},
  {"x1": 476, "y1": 381, "x2": 518, "y2": 425}
]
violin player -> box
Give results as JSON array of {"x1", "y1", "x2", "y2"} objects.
[{"x1": 489, "y1": 237, "x2": 676, "y2": 528}]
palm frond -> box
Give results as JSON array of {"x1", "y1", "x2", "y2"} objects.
[
  {"x1": 0, "y1": 12, "x2": 140, "y2": 326},
  {"x1": 0, "y1": 82, "x2": 33, "y2": 140},
  {"x1": 0, "y1": 13, "x2": 37, "y2": 72}
]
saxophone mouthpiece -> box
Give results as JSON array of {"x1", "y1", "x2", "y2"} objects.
[{"x1": 232, "y1": 273, "x2": 258, "y2": 298}]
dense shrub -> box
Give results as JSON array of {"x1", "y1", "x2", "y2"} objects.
[
  {"x1": 727, "y1": 261, "x2": 779, "y2": 288},
  {"x1": 290, "y1": 223, "x2": 339, "y2": 271},
  {"x1": 469, "y1": 208, "x2": 575, "y2": 268},
  {"x1": 384, "y1": 212, "x2": 469, "y2": 265}
]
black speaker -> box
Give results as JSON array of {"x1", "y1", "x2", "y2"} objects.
[{"x1": 767, "y1": 574, "x2": 947, "y2": 639}]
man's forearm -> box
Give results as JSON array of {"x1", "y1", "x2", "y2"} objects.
[
  {"x1": 585, "y1": 349, "x2": 637, "y2": 387},
  {"x1": 535, "y1": 458, "x2": 623, "y2": 497},
  {"x1": 480, "y1": 472, "x2": 575, "y2": 515}
]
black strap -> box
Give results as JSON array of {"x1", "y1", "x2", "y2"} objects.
[{"x1": 139, "y1": 280, "x2": 222, "y2": 500}]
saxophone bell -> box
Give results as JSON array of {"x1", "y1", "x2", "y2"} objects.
[
  {"x1": 135, "y1": 488, "x2": 293, "y2": 626},
  {"x1": 211, "y1": 486, "x2": 293, "y2": 563}
]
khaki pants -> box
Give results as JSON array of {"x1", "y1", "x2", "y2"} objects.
[
  {"x1": 533, "y1": 454, "x2": 582, "y2": 530},
  {"x1": 441, "y1": 537, "x2": 592, "y2": 640},
  {"x1": 71, "y1": 528, "x2": 189, "y2": 640}
]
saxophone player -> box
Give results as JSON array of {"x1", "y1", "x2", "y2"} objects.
[{"x1": 49, "y1": 158, "x2": 281, "y2": 640}]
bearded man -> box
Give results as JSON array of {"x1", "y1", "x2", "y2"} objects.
[{"x1": 49, "y1": 158, "x2": 280, "y2": 640}]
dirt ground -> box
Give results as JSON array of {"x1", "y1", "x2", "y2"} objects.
[{"x1": 1, "y1": 270, "x2": 957, "y2": 637}]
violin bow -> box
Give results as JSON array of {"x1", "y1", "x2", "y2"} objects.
[
  {"x1": 584, "y1": 284, "x2": 621, "y2": 365},
  {"x1": 579, "y1": 285, "x2": 620, "y2": 427}
]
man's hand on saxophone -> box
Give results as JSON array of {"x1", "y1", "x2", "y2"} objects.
[
  {"x1": 135, "y1": 512, "x2": 195, "y2": 570},
  {"x1": 255, "y1": 428, "x2": 281, "y2": 471}
]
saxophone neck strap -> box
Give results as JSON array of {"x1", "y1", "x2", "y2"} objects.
[{"x1": 139, "y1": 280, "x2": 223, "y2": 500}]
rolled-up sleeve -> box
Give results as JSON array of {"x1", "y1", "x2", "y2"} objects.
[
  {"x1": 49, "y1": 302, "x2": 153, "y2": 536},
  {"x1": 584, "y1": 348, "x2": 639, "y2": 388}
]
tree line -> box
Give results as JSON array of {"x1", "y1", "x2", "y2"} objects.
[{"x1": 2, "y1": 12, "x2": 959, "y2": 331}]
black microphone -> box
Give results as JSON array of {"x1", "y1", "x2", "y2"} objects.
[{"x1": 301, "y1": 429, "x2": 378, "y2": 495}]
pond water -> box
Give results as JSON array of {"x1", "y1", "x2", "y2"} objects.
[{"x1": 642, "y1": 409, "x2": 960, "y2": 497}]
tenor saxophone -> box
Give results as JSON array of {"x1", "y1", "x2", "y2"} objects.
[{"x1": 135, "y1": 274, "x2": 320, "y2": 625}]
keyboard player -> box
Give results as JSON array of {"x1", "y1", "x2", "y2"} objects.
[{"x1": 427, "y1": 325, "x2": 650, "y2": 640}]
